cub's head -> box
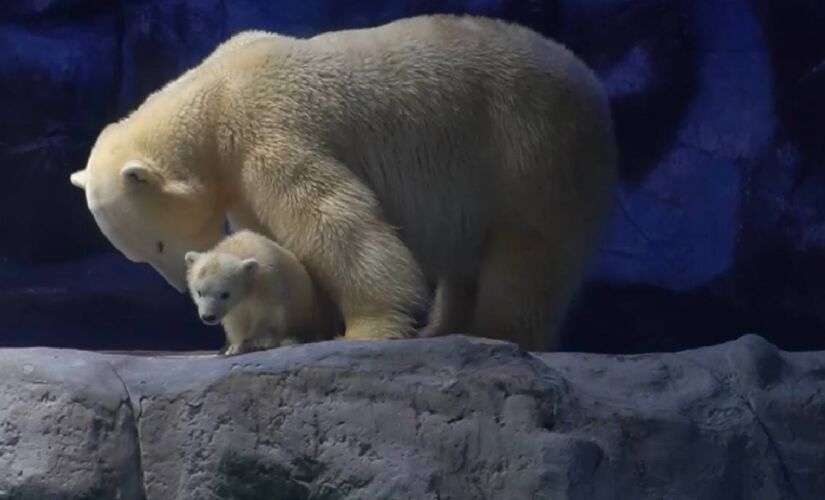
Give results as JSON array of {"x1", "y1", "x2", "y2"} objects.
[
  {"x1": 184, "y1": 251, "x2": 259, "y2": 325},
  {"x1": 69, "y1": 116, "x2": 225, "y2": 292}
]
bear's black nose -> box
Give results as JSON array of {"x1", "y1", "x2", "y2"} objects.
[{"x1": 201, "y1": 314, "x2": 217, "y2": 323}]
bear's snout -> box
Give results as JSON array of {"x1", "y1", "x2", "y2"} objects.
[{"x1": 201, "y1": 313, "x2": 218, "y2": 324}]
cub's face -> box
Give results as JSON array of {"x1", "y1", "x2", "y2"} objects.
[
  {"x1": 185, "y1": 252, "x2": 259, "y2": 325},
  {"x1": 69, "y1": 122, "x2": 225, "y2": 292}
]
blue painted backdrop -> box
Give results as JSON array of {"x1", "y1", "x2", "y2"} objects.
[{"x1": 1, "y1": 0, "x2": 823, "y2": 352}]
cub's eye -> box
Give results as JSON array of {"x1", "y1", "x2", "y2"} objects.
[
  {"x1": 220, "y1": 292, "x2": 230, "y2": 300},
  {"x1": 156, "y1": 241, "x2": 164, "y2": 254},
  {"x1": 197, "y1": 291, "x2": 203, "y2": 298}
]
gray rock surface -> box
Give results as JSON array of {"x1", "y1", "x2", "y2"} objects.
[{"x1": 0, "y1": 334, "x2": 823, "y2": 499}]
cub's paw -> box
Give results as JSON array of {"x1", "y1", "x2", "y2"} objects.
[
  {"x1": 223, "y1": 342, "x2": 265, "y2": 356},
  {"x1": 241, "y1": 336, "x2": 280, "y2": 353},
  {"x1": 279, "y1": 336, "x2": 299, "y2": 347}
]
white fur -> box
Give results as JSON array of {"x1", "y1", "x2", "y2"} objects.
[
  {"x1": 185, "y1": 230, "x2": 338, "y2": 354},
  {"x1": 71, "y1": 15, "x2": 617, "y2": 350}
]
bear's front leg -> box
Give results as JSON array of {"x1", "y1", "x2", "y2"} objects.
[
  {"x1": 220, "y1": 313, "x2": 253, "y2": 356},
  {"x1": 314, "y1": 193, "x2": 425, "y2": 339},
  {"x1": 260, "y1": 153, "x2": 427, "y2": 340},
  {"x1": 230, "y1": 322, "x2": 281, "y2": 354},
  {"x1": 217, "y1": 341, "x2": 231, "y2": 356},
  {"x1": 223, "y1": 343, "x2": 242, "y2": 356},
  {"x1": 224, "y1": 335, "x2": 274, "y2": 356}
]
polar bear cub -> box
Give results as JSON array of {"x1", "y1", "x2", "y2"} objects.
[{"x1": 185, "y1": 230, "x2": 338, "y2": 355}]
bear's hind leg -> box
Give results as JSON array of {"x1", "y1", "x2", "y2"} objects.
[
  {"x1": 471, "y1": 228, "x2": 584, "y2": 352},
  {"x1": 420, "y1": 275, "x2": 477, "y2": 337}
]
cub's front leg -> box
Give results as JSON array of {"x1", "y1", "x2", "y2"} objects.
[
  {"x1": 231, "y1": 321, "x2": 283, "y2": 355},
  {"x1": 224, "y1": 336, "x2": 272, "y2": 356},
  {"x1": 223, "y1": 343, "x2": 243, "y2": 356},
  {"x1": 221, "y1": 312, "x2": 254, "y2": 356}
]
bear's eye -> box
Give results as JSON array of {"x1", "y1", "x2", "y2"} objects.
[
  {"x1": 156, "y1": 241, "x2": 164, "y2": 254},
  {"x1": 197, "y1": 290, "x2": 204, "y2": 298},
  {"x1": 220, "y1": 292, "x2": 230, "y2": 300}
]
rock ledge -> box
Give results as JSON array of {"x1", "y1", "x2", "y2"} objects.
[{"x1": 0, "y1": 334, "x2": 823, "y2": 499}]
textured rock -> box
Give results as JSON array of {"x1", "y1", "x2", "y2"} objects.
[
  {"x1": 0, "y1": 334, "x2": 823, "y2": 499},
  {"x1": 0, "y1": 348, "x2": 143, "y2": 498}
]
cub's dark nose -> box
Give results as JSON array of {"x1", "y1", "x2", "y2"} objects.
[{"x1": 201, "y1": 314, "x2": 217, "y2": 323}]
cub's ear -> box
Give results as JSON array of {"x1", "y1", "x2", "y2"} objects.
[
  {"x1": 241, "y1": 258, "x2": 259, "y2": 276},
  {"x1": 121, "y1": 160, "x2": 163, "y2": 187},
  {"x1": 184, "y1": 251, "x2": 201, "y2": 266},
  {"x1": 70, "y1": 170, "x2": 88, "y2": 189}
]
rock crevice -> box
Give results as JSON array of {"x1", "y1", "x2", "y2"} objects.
[{"x1": 105, "y1": 359, "x2": 148, "y2": 500}]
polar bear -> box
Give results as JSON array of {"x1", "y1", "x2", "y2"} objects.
[
  {"x1": 185, "y1": 230, "x2": 339, "y2": 354},
  {"x1": 69, "y1": 14, "x2": 617, "y2": 351}
]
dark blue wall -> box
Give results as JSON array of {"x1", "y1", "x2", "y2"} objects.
[{"x1": 1, "y1": 0, "x2": 823, "y2": 353}]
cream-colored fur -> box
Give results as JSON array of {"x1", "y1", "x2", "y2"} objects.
[
  {"x1": 185, "y1": 230, "x2": 338, "y2": 355},
  {"x1": 70, "y1": 14, "x2": 617, "y2": 351}
]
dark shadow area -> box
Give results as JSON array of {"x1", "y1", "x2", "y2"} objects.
[
  {"x1": 1, "y1": 484, "x2": 112, "y2": 500},
  {"x1": 564, "y1": 278, "x2": 825, "y2": 355},
  {"x1": 556, "y1": 0, "x2": 702, "y2": 185},
  {"x1": 0, "y1": 289, "x2": 222, "y2": 351},
  {"x1": 216, "y1": 453, "x2": 358, "y2": 500},
  {"x1": 750, "y1": 0, "x2": 825, "y2": 186}
]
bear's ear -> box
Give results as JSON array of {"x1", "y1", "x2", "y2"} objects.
[
  {"x1": 70, "y1": 169, "x2": 88, "y2": 189},
  {"x1": 122, "y1": 160, "x2": 200, "y2": 197},
  {"x1": 184, "y1": 251, "x2": 201, "y2": 266},
  {"x1": 121, "y1": 160, "x2": 163, "y2": 187},
  {"x1": 241, "y1": 258, "x2": 259, "y2": 277}
]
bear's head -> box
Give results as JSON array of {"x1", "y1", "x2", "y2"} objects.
[
  {"x1": 70, "y1": 120, "x2": 226, "y2": 292},
  {"x1": 184, "y1": 251, "x2": 259, "y2": 324}
]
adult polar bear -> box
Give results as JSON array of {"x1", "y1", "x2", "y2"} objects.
[{"x1": 70, "y1": 14, "x2": 617, "y2": 351}]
